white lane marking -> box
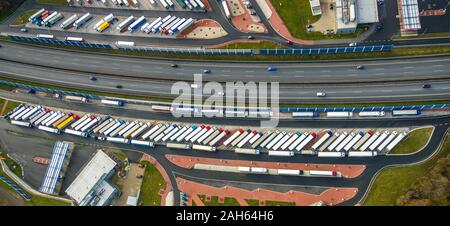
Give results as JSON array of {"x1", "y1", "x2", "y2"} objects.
[
  {"x1": 403, "y1": 66, "x2": 414, "y2": 69},
  {"x1": 375, "y1": 73, "x2": 385, "y2": 75},
  {"x1": 432, "y1": 65, "x2": 443, "y2": 67},
  {"x1": 375, "y1": 68, "x2": 385, "y2": 71},
  {"x1": 433, "y1": 70, "x2": 444, "y2": 72},
  {"x1": 295, "y1": 71, "x2": 305, "y2": 73}
]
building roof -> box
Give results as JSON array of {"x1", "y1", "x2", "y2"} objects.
[
  {"x1": 335, "y1": 0, "x2": 358, "y2": 30},
  {"x1": 39, "y1": 141, "x2": 72, "y2": 195},
  {"x1": 356, "y1": 0, "x2": 379, "y2": 24},
  {"x1": 65, "y1": 150, "x2": 116, "y2": 204},
  {"x1": 399, "y1": 0, "x2": 421, "y2": 31}
]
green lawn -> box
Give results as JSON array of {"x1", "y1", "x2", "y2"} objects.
[
  {"x1": 246, "y1": 199, "x2": 260, "y2": 206},
  {"x1": 198, "y1": 195, "x2": 240, "y2": 206},
  {"x1": 138, "y1": 161, "x2": 166, "y2": 206},
  {"x1": 11, "y1": 9, "x2": 37, "y2": 25},
  {"x1": 2, "y1": 100, "x2": 21, "y2": 116},
  {"x1": 0, "y1": 0, "x2": 26, "y2": 23},
  {"x1": 36, "y1": 0, "x2": 68, "y2": 5},
  {"x1": 389, "y1": 127, "x2": 433, "y2": 154},
  {"x1": 269, "y1": 0, "x2": 364, "y2": 40},
  {"x1": 363, "y1": 132, "x2": 450, "y2": 206},
  {"x1": 0, "y1": 151, "x2": 22, "y2": 178},
  {"x1": 264, "y1": 200, "x2": 295, "y2": 206},
  {"x1": 0, "y1": 99, "x2": 4, "y2": 110},
  {"x1": 392, "y1": 32, "x2": 450, "y2": 40}
]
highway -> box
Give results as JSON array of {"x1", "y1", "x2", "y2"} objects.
[
  {"x1": 1, "y1": 92, "x2": 449, "y2": 206},
  {"x1": 1, "y1": 41, "x2": 450, "y2": 103}
]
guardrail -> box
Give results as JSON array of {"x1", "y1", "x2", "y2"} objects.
[
  {"x1": 280, "y1": 104, "x2": 450, "y2": 112},
  {"x1": 0, "y1": 175, "x2": 31, "y2": 201},
  {"x1": 117, "y1": 45, "x2": 253, "y2": 55},
  {"x1": 0, "y1": 80, "x2": 99, "y2": 99},
  {"x1": 9, "y1": 35, "x2": 112, "y2": 49},
  {"x1": 258, "y1": 45, "x2": 394, "y2": 55}
]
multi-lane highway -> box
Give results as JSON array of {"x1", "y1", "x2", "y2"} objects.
[{"x1": 1, "y1": 41, "x2": 450, "y2": 103}]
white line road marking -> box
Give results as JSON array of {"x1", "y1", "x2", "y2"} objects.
[
  {"x1": 375, "y1": 68, "x2": 385, "y2": 71},
  {"x1": 433, "y1": 70, "x2": 444, "y2": 72},
  {"x1": 375, "y1": 73, "x2": 385, "y2": 75}
]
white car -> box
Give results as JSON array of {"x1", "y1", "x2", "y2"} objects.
[
  {"x1": 316, "y1": 92, "x2": 326, "y2": 97},
  {"x1": 349, "y1": 42, "x2": 357, "y2": 47},
  {"x1": 190, "y1": 84, "x2": 199, "y2": 89}
]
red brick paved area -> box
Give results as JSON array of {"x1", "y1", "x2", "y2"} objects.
[
  {"x1": 178, "y1": 19, "x2": 223, "y2": 38},
  {"x1": 229, "y1": 0, "x2": 268, "y2": 33},
  {"x1": 177, "y1": 177, "x2": 358, "y2": 206},
  {"x1": 166, "y1": 154, "x2": 365, "y2": 178},
  {"x1": 262, "y1": 0, "x2": 314, "y2": 45},
  {"x1": 140, "y1": 154, "x2": 173, "y2": 206}
]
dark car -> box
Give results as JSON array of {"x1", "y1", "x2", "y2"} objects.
[
  {"x1": 247, "y1": 35, "x2": 255, "y2": 40},
  {"x1": 26, "y1": 89, "x2": 35, "y2": 94},
  {"x1": 89, "y1": 76, "x2": 97, "y2": 81},
  {"x1": 286, "y1": 40, "x2": 293, "y2": 45},
  {"x1": 376, "y1": 23, "x2": 383, "y2": 31},
  {"x1": 422, "y1": 84, "x2": 431, "y2": 88},
  {"x1": 356, "y1": 65, "x2": 365, "y2": 70},
  {"x1": 171, "y1": 63, "x2": 178, "y2": 68},
  {"x1": 116, "y1": 85, "x2": 123, "y2": 89}
]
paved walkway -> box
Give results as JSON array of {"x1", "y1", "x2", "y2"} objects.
[
  {"x1": 177, "y1": 177, "x2": 358, "y2": 206},
  {"x1": 140, "y1": 154, "x2": 173, "y2": 206},
  {"x1": 166, "y1": 154, "x2": 365, "y2": 178}
]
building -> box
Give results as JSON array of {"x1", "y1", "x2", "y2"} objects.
[
  {"x1": 335, "y1": 0, "x2": 379, "y2": 34},
  {"x1": 398, "y1": 0, "x2": 421, "y2": 32},
  {"x1": 65, "y1": 149, "x2": 118, "y2": 206},
  {"x1": 309, "y1": 0, "x2": 323, "y2": 16}
]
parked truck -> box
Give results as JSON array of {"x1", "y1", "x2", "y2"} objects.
[
  {"x1": 166, "y1": 143, "x2": 191, "y2": 149},
  {"x1": 234, "y1": 148, "x2": 260, "y2": 155},
  {"x1": 192, "y1": 144, "x2": 216, "y2": 152},
  {"x1": 268, "y1": 151, "x2": 294, "y2": 157}
]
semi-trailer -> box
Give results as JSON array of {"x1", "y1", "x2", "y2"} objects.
[
  {"x1": 197, "y1": 127, "x2": 216, "y2": 144},
  {"x1": 234, "y1": 148, "x2": 260, "y2": 155},
  {"x1": 44, "y1": 12, "x2": 64, "y2": 27},
  {"x1": 73, "y1": 13, "x2": 92, "y2": 29},
  {"x1": 128, "y1": 16, "x2": 146, "y2": 32},
  {"x1": 260, "y1": 131, "x2": 280, "y2": 149},
  {"x1": 222, "y1": 129, "x2": 243, "y2": 146},
  {"x1": 109, "y1": 121, "x2": 129, "y2": 137},
  {"x1": 288, "y1": 132, "x2": 308, "y2": 151},
  {"x1": 103, "y1": 120, "x2": 124, "y2": 136},
  {"x1": 309, "y1": 170, "x2": 337, "y2": 177},
  {"x1": 358, "y1": 111, "x2": 385, "y2": 117},
  {"x1": 359, "y1": 131, "x2": 380, "y2": 151},
  {"x1": 8, "y1": 105, "x2": 26, "y2": 120},
  {"x1": 237, "y1": 166, "x2": 250, "y2": 172},
  {"x1": 268, "y1": 151, "x2": 294, "y2": 157},
  {"x1": 386, "y1": 132, "x2": 407, "y2": 151},
  {"x1": 92, "y1": 119, "x2": 113, "y2": 134},
  {"x1": 28, "y1": 109, "x2": 44, "y2": 123},
  {"x1": 281, "y1": 132, "x2": 301, "y2": 150},
  {"x1": 237, "y1": 130, "x2": 257, "y2": 148},
  {"x1": 222, "y1": 0, "x2": 231, "y2": 18},
  {"x1": 11, "y1": 120, "x2": 32, "y2": 127},
  {"x1": 194, "y1": 0, "x2": 205, "y2": 8},
  {"x1": 190, "y1": 126, "x2": 209, "y2": 143},
  {"x1": 311, "y1": 131, "x2": 333, "y2": 150},
  {"x1": 162, "y1": 18, "x2": 181, "y2": 34},
  {"x1": 56, "y1": 115, "x2": 77, "y2": 130},
  {"x1": 272, "y1": 132, "x2": 292, "y2": 151},
  {"x1": 29, "y1": 110, "x2": 49, "y2": 125},
  {"x1": 343, "y1": 131, "x2": 364, "y2": 152},
  {"x1": 38, "y1": 125, "x2": 61, "y2": 134},
  {"x1": 184, "y1": 125, "x2": 204, "y2": 142},
  {"x1": 292, "y1": 112, "x2": 319, "y2": 118},
  {"x1": 277, "y1": 169, "x2": 301, "y2": 176},
  {"x1": 189, "y1": 0, "x2": 198, "y2": 8},
  {"x1": 150, "y1": 21, "x2": 163, "y2": 33},
  {"x1": 318, "y1": 132, "x2": 340, "y2": 152},
  {"x1": 80, "y1": 117, "x2": 100, "y2": 132},
  {"x1": 249, "y1": 132, "x2": 263, "y2": 145},
  {"x1": 65, "y1": 37, "x2": 84, "y2": 42},
  {"x1": 151, "y1": 105, "x2": 172, "y2": 112},
  {"x1": 13, "y1": 107, "x2": 32, "y2": 121},
  {"x1": 327, "y1": 132, "x2": 348, "y2": 151},
  {"x1": 74, "y1": 115, "x2": 94, "y2": 131},
  {"x1": 131, "y1": 123, "x2": 150, "y2": 139},
  {"x1": 98, "y1": 119, "x2": 117, "y2": 135},
  {"x1": 116, "y1": 16, "x2": 135, "y2": 31},
  {"x1": 231, "y1": 129, "x2": 250, "y2": 147},
  {"x1": 140, "y1": 22, "x2": 150, "y2": 32},
  {"x1": 250, "y1": 167, "x2": 268, "y2": 174},
  {"x1": 392, "y1": 110, "x2": 421, "y2": 116},
  {"x1": 348, "y1": 151, "x2": 377, "y2": 157},
  {"x1": 177, "y1": 0, "x2": 186, "y2": 8},
  {"x1": 64, "y1": 128, "x2": 88, "y2": 137},
  {"x1": 123, "y1": 123, "x2": 142, "y2": 139},
  {"x1": 171, "y1": 126, "x2": 188, "y2": 141},
  {"x1": 163, "y1": 126, "x2": 180, "y2": 142},
  {"x1": 40, "y1": 112, "x2": 60, "y2": 126},
  {"x1": 296, "y1": 132, "x2": 317, "y2": 151},
  {"x1": 142, "y1": 124, "x2": 161, "y2": 140},
  {"x1": 251, "y1": 131, "x2": 271, "y2": 149},
  {"x1": 369, "y1": 131, "x2": 390, "y2": 151},
  {"x1": 168, "y1": 18, "x2": 186, "y2": 34},
  {"x1": 326, "y1": 112, "x2": 353, "y2": 118},
  {"x1": 144, "y1": 17, "x2": 162, "y2": 33},
  {"x1": 96, "y1": 21, "x2": 110, "y2": 32},
  {"x1": 42, "y1": 11, "x2": 58, "y2": 24},
  {"x1": 21, "y1": 107, "x2": 42, "y2": 121},
  {"x1": 352, "y1": 130, "x2": 373, "y2": 151},
  {"x1": 192, "y1": 144, "x2": 216, "y2": 152},
  {"x1": 166, "y1": 0, "x2": 174, "y2": 7},
  {"x1": 29, "y1": 8, "x2": 46, "y2": 22},
  {"x1": 106, "y1": 137, "x2": 130, "y2": 144},
  {"x1": 159, "y1": 0, "x2": 169, "y2": 8},
  {"x1": 130, "y1": 140, "x2": 154, "y2": 147},
  {"x1": 335, "y1": 132, "x2": 355, "y2": 152},
  {"x1": 317, "y1": 152, "x2": 345, "y2": 157},
  {"x1": 166, "y1": 143, "x2": 191, "y2": 149},
  {"x1": 209, "y1": 130, "x2": 229, "y2": 146},
  {"x1": 115, "y1": 41, "x2": 135, "y2": 47},
  {"x1": 118, "y1": 121, "x2": 137, "y2": 137},
  {"x1": 377, "y1": 131, "x2": 398, "y2": 152},
  {"x1": 202, "y1": 128, "x2": 221, "y2": 145},
  {"x1": 149, "y1": 124, "x2": 168, "y2": 140},
  {"x1": 175, "y1": 18, "x2": 194, "y2": 33},
  {"x1": 158, "y1": 16, "x2": 177, "y2": 33},
  {"x1": 261, "y1": 131, "x2": 286, "y2": 149},
  {"x1": 60, "y1": 14, "x2": 78, "y2": 29},
  {"x1": 65, "y1": 95, "x2": 87, "y2": 103},
  {"x1": 33, "y1": 111, "x2": 53, "y2": 126},
  {"x1": 162, "y1": 124, "x2": 177, "y2": 136},
  {"x1": 45, "y1": 113, "x2": 65, "y2": 127}
]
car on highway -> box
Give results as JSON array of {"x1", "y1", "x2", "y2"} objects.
[
  {"x1": 190, "y1": 84, "x2": 199, "y2": 89},
  {"x1": 203, "y1": 69, "x2": 211, "y2": 74},
  {"x1": 247, "y1": 36, "x2": 255, "y2": 40},
  {"x1": 89, "y1": 76, "x2": 97, "y2": 81},
  {"x1": 20, "y1": 28, "x2": 28, "y2": 32},
  {"x1": 171, "y1": 63, "x2": 178, "y2": 68},
  {"x1": 267, "y1": 66, "x2": 277, "y2": 72},
  {"x1": 357, "y1": 65, "x2": 365, "y2": 70},
  {"x1": 286, "y1": 40, "x2": 293, "y2": 45},
  {"x1": 422, "y1": 84, "x2": 431, "y2": 88},
  {"x1": 316, "y1": 92, "x2": 326, "y2": 97},
  {"x1": 349, "y1": 42, "x2": 357, "y2": 47},
  {"x1": 0, "y1": 44, "x2": 2, "y2": 48},
  {"x1": 116, "y1": 85, "x2": 123, "y2": 89},
  {"x1": 217, "y1": 91, "x2": 224, "y2": 96}
]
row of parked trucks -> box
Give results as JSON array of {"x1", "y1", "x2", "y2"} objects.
[
  {"x1": 292, "y1": 110, "x2": 421, "y2": 118},
  {"x1": 5, "y1": 104, "x2": 410, "y2": 157},
  {"x1": 28, "y1": 9, "x2": 64, "y2": 27},
  {"x1": 68, "y1": 0, "x2": 205, "y2": 10}
]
